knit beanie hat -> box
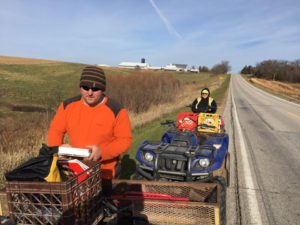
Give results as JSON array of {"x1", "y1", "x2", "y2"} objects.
[{"x1": 80, "y1": 66, "x2": 106, "y2": 91}]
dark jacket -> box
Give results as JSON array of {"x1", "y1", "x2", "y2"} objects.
[{"x1": 191, "y1": 88, "x2": 217, "y2": 113}]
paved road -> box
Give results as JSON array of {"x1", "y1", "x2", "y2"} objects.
[{"x1": 224, "y1": 75, "x2": 300, "y2": 225}]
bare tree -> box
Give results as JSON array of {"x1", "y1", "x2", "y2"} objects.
[
  {"x1": 198, "y1": 66, "x2": 210, "y2": 72},
  {"x1": 211, "y1": 61, "x2": 231, "y2": 75},
  {"x1": 252, "y1": 59, "x2": 300, "y2": 83}
]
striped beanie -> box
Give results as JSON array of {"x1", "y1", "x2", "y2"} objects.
[{"x1": 80, "y1": 66, "x2": 106, "y2": 91}]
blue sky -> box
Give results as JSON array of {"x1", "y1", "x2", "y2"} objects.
[{"x1": 0, "y1": 0, "x2": 299, "y2": 73}]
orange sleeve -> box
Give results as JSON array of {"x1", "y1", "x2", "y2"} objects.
[
  {"x1": 47, "y1": 103, "x2": 67, "y2": 147},
  {"x1": 100, "y1": 108, "x2": 132, "y2": 161}
]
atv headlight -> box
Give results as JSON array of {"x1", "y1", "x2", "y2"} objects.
[
  {"x1": 213, "y1": 144, "x2": 222, "y2": 150},
  {"x1": 144, "y1": 152, "x2": 154, "y2": 162},
  {"x1": 198, "y1": 158, "x2": 210, "y2": 168}
]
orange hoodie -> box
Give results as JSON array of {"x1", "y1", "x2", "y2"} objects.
[{"x1": 47, "y1": 95, "x2": 132, "y2": 179}]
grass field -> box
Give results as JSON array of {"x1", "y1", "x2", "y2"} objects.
[
  {"x1": 0, "y1": 63, "x2": 84, "y2": 113},
  {"x1": 0, "y1": 56, "x2": 60, "y2": 64},
  {"x1": 0, "y1": 62, "x2": 215, "y2": 117}
]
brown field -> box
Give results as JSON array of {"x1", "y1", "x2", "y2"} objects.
[
  {"x1": 0, "y1": 55, "x2": 59, "y2": 64},
  {"x1": 250, "y1": 78, "x2": 300, "y2": 101}
]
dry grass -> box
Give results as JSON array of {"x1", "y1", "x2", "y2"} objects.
[
  {"x1": 0, "y1": 114, "x2": 49, "y2": 188},
  {"x1": 0, "y1": 55, "x2": 59, "y2": 64},
  {"x1": 250, "y1": 78, "x2": 300, "y2": 100},
  {"x1": 107, "y1": 71, "x2": 181, "y2": 113}
]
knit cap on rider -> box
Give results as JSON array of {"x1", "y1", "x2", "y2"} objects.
[
  {"x1": 201, "y1": 88, "x2": 210, "y2": 95},
  {"x1": 80, "y1": 66, "x2": 106, "y2": 91}
]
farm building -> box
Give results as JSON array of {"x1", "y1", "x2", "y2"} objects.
[
  {"x1": 164, "y1": 64, "x2": 188, "y2": 72},
  {"x1": 190, "y1": 68, "x2": 199, "y2": 73},
  {"x1": 97, "y1": 64, "x2": 111, "y2": 67},
  {"x1": 118, "y1": 62, "x2": 150, "y2": 69}
]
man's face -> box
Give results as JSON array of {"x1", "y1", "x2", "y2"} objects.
[{"x1": 80, "y1": 85, "x2": 103, "y2": 106}]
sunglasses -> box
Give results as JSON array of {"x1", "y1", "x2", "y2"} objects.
[{"x1": 80, "y1": 85, "x2": 101, "y2": 92}]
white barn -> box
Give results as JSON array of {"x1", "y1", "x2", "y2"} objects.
[
  {"x1": 118, "y1": 62, "x2": 150, "y2": 69},
  {"x1": 164, "y1": 64, "x2": 188, "y2": 72}
]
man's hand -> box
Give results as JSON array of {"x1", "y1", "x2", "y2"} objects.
[
  {"x1": 61, "y1": 143, "x2": 72, "y2": 147},
  {"x1": 86, "y1": 145, "x2": 102, "y2": 161}
]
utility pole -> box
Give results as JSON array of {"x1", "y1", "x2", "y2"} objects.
[{"x1": 273, "y1": 72, "x2": 276, "y2": 81}]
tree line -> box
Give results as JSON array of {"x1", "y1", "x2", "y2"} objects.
[
  {"x1": 240, "y1": 59, "x2": 300, "y2": 83},
  {"x1": 197, "y1": 61, "x2": 231, "y2": 75}
]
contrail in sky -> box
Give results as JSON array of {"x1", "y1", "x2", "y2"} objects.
[{"x1": 148, "y1": 0, "x2": 182, "y2": 39}]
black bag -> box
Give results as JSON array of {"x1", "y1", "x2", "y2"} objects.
[
  {"x1": 39, "y1": 144, "x2": 58, "y2": 156},
  {"x1": 5, "y1": 144, "x2": 61, "y2": 182}
]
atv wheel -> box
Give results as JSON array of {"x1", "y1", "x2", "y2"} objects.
[
  {"x1": 131, "y1": 171, "x2": 145, "y2": 180},
  {"x1": 212, "y1": 176, "x2": 226, "y2": 225}
]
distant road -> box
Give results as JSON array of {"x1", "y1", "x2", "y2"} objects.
[{"x1": 225, "y1": 75, "x2": 300, "y2": 225}]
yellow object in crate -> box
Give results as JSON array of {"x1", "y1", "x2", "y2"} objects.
[{"x1": 197, "y1": 113, "x2": 220, "y2": 133}]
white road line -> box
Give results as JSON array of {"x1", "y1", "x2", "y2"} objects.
[
  {"x1": 231, "y1": 92, "x2": 263, "y2": 225},
  {"x1": 288, "y1": 111, "x2": 300, "y2": 120}
]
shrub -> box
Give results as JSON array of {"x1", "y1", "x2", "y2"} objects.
[{"x1": 106, "y1": 71, "x2": 181, "y2": 113}]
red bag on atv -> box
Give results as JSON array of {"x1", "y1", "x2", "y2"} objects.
[{"x1": 176, "y1": 112, "x2": 198, "y2": 131}]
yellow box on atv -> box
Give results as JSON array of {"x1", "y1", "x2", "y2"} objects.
[{"x1": 197, "y1": 113, "x2": 220, "y2": 133}]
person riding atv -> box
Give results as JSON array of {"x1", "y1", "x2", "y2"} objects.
[{"x1": 191, "y1": 87, "x2": 217, "y2": 114}]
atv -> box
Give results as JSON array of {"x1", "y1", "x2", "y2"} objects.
[
  {"x1": 135, "y1": 119, "x2": 229, "y2": 185},
  {"x1": 135, "y1": 106, "x2": 229, "y2": 181},
  {"x1": 134, "y1": 111, "x2": 229, "y2": 224}
]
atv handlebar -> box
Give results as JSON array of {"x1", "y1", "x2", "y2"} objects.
[{"x1": 160, "y1": 120, "x2": 175, "y2": 126}]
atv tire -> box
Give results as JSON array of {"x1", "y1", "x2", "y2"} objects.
[
  {"x1": 225, "y1": 153, "x2": 230, "y2": 187},
  {"x1": 212, "y1": 176, "x2": 226, "y2": 225},
  {"x1": 131, "y1": 171, "x2": 145, "y2": 180}
]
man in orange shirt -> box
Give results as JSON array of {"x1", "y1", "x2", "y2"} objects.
[{"x1": 48, "y1": 66, "x2": 132, "y2": 179}]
